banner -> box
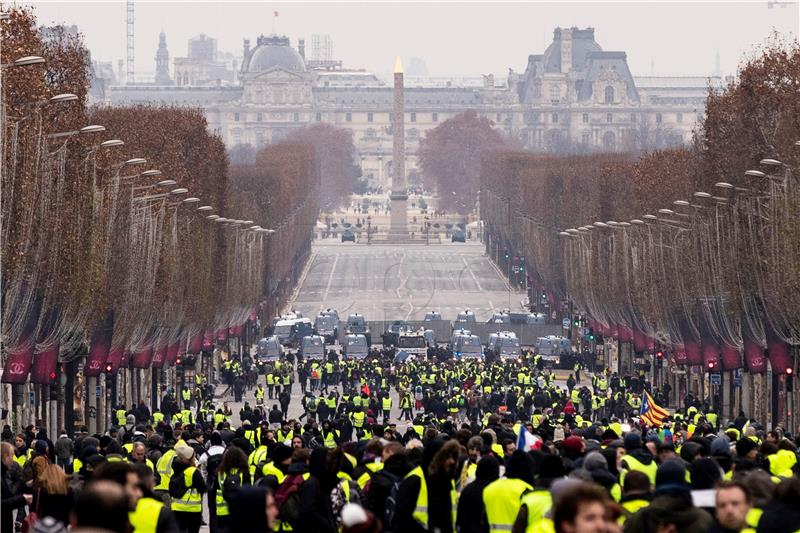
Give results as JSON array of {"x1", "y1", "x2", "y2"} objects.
[
  {"x1": 85, "y1": 312, "x2": 114, "y2": 377},
  {"x1": 702, "y1": 339, "x2": 720, "y2": 368},
  {"x1": 30, "y1": 344, "x2": 59, "y2": 384},
  {"x1": 685, "y1": 338, "x2": 702, "y2": 366},
  {"x1": 166, "y1": 342, "x2": 180, "y2": 365},
  {"x1": 202, "y1": 332, "x2": 214, "y2": 351},
  {"x1": 188, "y1": 332, "x2": 203, "y2": 354},
  {"x1": 1, "y1": 344, "x2": 33, "y2": 384},
  {"x1": 617, "y1": 324, "x2": 633, "y2": 343},
  {"x1": 721, "y1": 344, "x2": 742, "y2": 370},
  {"x1": 673, "y1": 343, "x2": 688, "y2": 365},
  {"x1": 106, "y1": 347, "x2": 124, "y2": 373},
  {"x1": 130, "y1": 347, "x2": 154, "y2": 369},
  {"x1": 151, "y1": 346, "x2": 167, "y2": 369},
  {"x1": 744, "y1": 337, "x2": 767, "y2": 373},
  {"x1": 216, "y1": 328, "x2": 228, "y2": 343},
  {"x1": 767, "y1": 330, "x2": 791, "y2": 374}
]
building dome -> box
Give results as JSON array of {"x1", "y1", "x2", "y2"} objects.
[
  {"x1": 246, "y1": 35, "x2": 306, "y2": 73},
  {"x1": 542, "y1": 27, "x2": 602, "y2": 73}
]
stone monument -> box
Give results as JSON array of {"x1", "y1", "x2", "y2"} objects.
[{"x1": 387, "y1": 56, "x2": 409, "y2": 241}]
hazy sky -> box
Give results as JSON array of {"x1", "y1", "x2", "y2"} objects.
[{"x1": 28, "y1": 1, "x2": 800, "y2": 79}]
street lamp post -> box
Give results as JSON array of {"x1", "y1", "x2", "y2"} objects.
[{"x1": 367, "y1": 215, "x2": 371, "y2": 245}]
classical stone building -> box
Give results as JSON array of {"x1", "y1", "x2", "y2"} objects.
[{"x1": 104, "y1": 27, "x2": 723, "y2": 189}]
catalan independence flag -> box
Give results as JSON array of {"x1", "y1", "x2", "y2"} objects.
[{"x1": 640, "y1": 391, "x2": 669, "y2": 427}]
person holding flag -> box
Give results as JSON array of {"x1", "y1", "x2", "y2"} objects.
[{"x1": 640, "y1": 390, "x2": 669, "y2": 428}]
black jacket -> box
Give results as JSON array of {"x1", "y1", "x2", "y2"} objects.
[
  {"x1": 457, "y1": 478, "x2": 492, "y2": 533},
  {"x1": 298, "y1": 477, "x2": 338, "y2": 533},
  {"x1": 2, "y1": 463, "x2": 27, "y2": 533}
]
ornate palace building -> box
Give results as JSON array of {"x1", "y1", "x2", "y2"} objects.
[{"x1": 103, "y1": 27, "x2": 724, "y2": 189}]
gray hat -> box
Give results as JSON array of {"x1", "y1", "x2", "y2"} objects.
[
  {"x1": 583, "y1": 451, "x2": 609, "y2": 471},
  {"x1": 176, "y1": 445, "x2": 195, "y2": 462}
]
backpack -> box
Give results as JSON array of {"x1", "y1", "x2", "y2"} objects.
[
  {"x1": 307, "y1": 397, "x2": 317, "y2": 410},
  {"x1": 274, "y1": 474, "x2": 305, "y2": 527},
  {"x1": 169, "y1": 468, "x2": 188, "y2": 498},
  {"x1": 378, "y1": 470, "x2": 402, "y2": 527}
]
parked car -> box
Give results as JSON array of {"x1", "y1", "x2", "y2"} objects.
[
  {"x1": 342, "y1": 229, "x2": 356, "y2": 242},
  {"x1": 451, "y1": 228, "x2": 466, "y2": 242}
]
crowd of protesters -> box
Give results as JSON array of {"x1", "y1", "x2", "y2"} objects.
[{"x1": 2, "y1": 349, "x2": 799, "y2": 533}]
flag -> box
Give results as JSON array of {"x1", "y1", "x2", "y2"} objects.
[
  {"x1": 640, "y1": 391, "x2": 669, "y2": 427},
  {"x1": 516, "y1": 424, "x2": 543, "y2": 452}
]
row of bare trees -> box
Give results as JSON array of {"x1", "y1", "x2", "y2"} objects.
[
  {"x1": 1, "y1": 7, "x2": 318, "y2": 380},
  {"x1": 481, "y1": 38, "x2": 800, "y2": 366}
]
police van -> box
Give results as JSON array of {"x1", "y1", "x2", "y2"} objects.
[
  {"x1": 536, "y1": 335, "x2": 572, "y2": 365},
  {"x1": 396, "y1": 329, "x2": 428, "y2": 358},
  {"x1": 346, "y1": 314, "x2": 371, "y2": 345},
  {"x1": 455, "y1": 309, "x2": 477, "y2": 323},
  {"x1": 453, "y1": 334, "x2": 484, "y2": 359},
  {"x1": 256, "y1": 336, "x2": 284, "y2": 363},
  {"x1": 300, "y1": 335, "x2": 326, "y2": 362},
  {"x1": 343, "y1": 334, "x2": 369, "y2": 360},
  {"x1": 313, "y1": 313, "x2": 338, "y2": 343},
  {"x1": 488, "y1": 331, "x2": 521, "y2": 361}
]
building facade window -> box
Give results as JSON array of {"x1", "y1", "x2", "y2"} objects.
[
  {"x1": 257, "y1": 113, "x2": 262, "y2": 122},
  {"x1": 410, "y1": 112, "x2": 416, "y2": 122},
  {"x1": 316, "y1": 112, "x2": 322, "y2": 121},
  {"x1": 293, "y1": 112, "x2": 300, "y2": 122},
  {"x1": 234, "y1": 112, "x2": 240, "y2": 122},
  {"x1": 631, "y1": 113, "x2": 637, "y2": 122},
  {"x1": 496, "y1": 113, "x2": 502, "y2": 122},
  {"x1": 550, "y1": 85, "x2": 560, "y2": 102},
  {"x1": 656, "y1": 113, "x2": 662, "y2": 124},
  {"x1": 582, "y1": 113, "x2": 589, "y2": 124},
  {"x1": 432, "y1": 112, "x2": 438, "y2": 122},
  {"x1": 582, "y1": 131, "x2": 591, "y2": 145},
  {"x1": 607, "y1": 113, "x2": 612, "y2": 123},
  {"x1": 551, "y1": 112, "x2": 558, "y2": 123},
  {"x1": 676, "y1": 112, "x2": 683, "y2": 123},
  {"x1": 367, "y1": 112, "x2": 373, "y2": 123},
  {"x1": 604, "y1": 86, "x2": 615, "y2": 104},
  {"x1": 346, "y1": 112, "x2": 352, "y2": 122}
]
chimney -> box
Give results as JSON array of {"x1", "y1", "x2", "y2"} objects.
[
  {"x1": 560, "y1": 28, "x2": 572, "y2": 74},
  {"x1": 298, "y1": 38, "x2": 305, "y2": 60}
]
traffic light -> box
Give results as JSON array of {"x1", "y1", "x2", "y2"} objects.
[
  {"x1": 656, "y1": 351, "x2": 664, "y2": 358},
  {"x1": 175, "y1": 356, "x2": 182, "y2": 365},
  {"x1": 707, "y1": 360, "x2": 717, "y2": 370},
  {"x1": 504, "y1": 252, "x2": 510, "y2": 259},
  {"x1": 105, "y1": 363, "x2": 113, "y2": 373},
  {"x1": 49, "y1": 371, "x2": 57, "y2": 381},
  {"x1": 786, "y1": 367, "x2": 793, "y2": 375}
]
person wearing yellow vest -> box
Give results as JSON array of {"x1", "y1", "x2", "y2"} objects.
[
  {"x1": 393, "y1": 439, "x2": 460, "y2": 532},
  {"x1": 483, "y1": 451, "x2": 535, "y2": 533},
  {"x1": 620, "y1": 433, "x2": 657, "y2": 485},
  {"x1": 381, "y1": 394, "x2": 393, "y2": 421},
  {"x1": 116, "y1": 406, "x2": 128, "y2": 427},
  {"x1": 618, "y1": 470, "x2": 651, "y2": 523},
  {"x1": 181, "y1": 387, "x2": 192, "y2": 409},
  {"x1": 351, "y1": 409, "x2": 366, "y2": 430},
  {"x1": 129, "y1": 460, "x2": 180, "y2": 533},
  {"x1": 320, "y1": 420, "x2": 340, "y2": 449},
  {"x1": 260, "y1": 444, "x2": 292, "y2": 489},
  {"x1": 153, "y1": 447, "x2": 177, "y2": 504},
  {"x1": 714, "y1": 480, "x2": 754, "y2": 533},
  {"x1": 215, "y1": 446, "x2": 251, "y2": 531},
  {"x1": 170, "y1": 445, "x2": 206, "y2": 533},
  {"x1": 128, "y1": 442, "x2": 158, "y2": 478},
  {"x1": 515, "y1": 454, "x2": 565, "y2": 532},
  {"x1": 255, "y1": 384, "x2": 265, "y2": 406}
]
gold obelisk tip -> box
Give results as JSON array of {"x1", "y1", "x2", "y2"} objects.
[{"x1": 394, "y1": 56, "x2": 403, "y2": 74}]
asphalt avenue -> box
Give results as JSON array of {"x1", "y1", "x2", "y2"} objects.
[{"x1": 291, "y1": 241, "x2": 524, "y2": 322}]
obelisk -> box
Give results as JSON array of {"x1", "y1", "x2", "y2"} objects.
[{"x1": 388, "y1": 55, "x2": 408, "y2": 241}]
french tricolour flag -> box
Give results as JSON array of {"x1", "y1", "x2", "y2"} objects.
[{"x1": 517, "y1": 425, "x2": 543, "y2": 451}]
